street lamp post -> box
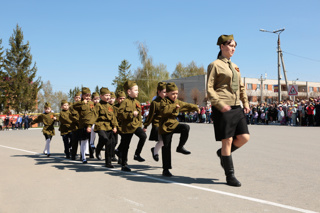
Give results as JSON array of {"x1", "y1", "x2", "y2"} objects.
[{"x1": 260, "y1": 28, "x2": 287, "y2": 102}]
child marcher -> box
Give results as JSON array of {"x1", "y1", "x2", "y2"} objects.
[
  {"x1": 159, "y1": 82, "x2": 199, "y2": 177},
  {"x1": 31, "y1": 102, "x2": 57, "y2": 157},
  {"x1": 143, "y1": 82, "x2": 166, "y2": 162},
  {"x1": 118, "y1": 80, "x2": 147, "y2": 172},
  {"x1": 89, "y1": 92, "x2": 100, "y2": 158},
  {"x1": 69, "y1": 92, "x2": 81, "y2": 160},
  {"x1": 93, "y1": 87, "x2": 118, "y2": 168},
  {"x1": 113, "y1": 91, "x2": 126, "y2": 163},
  {"x1": 72, "y1": 87, "x2": 95, "y2": 163},
  {"x1": 59, "y1": 100, "x2": 73, "y2": 158}
]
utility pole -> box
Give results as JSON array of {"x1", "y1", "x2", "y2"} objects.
[
  {"x1": 260, "y1": 28, "x2": 288, "y2": 102},
  {"x1": 259, "y1": 74, "x2": 266, "y2": 103}
]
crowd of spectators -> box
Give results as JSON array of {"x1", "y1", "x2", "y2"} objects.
[
  {"x1": 141, "y1": 97, "x2": 320, "y2": 127},
  {"x1": 247, "y1": 97, "x2": 320, "y2": 126}
]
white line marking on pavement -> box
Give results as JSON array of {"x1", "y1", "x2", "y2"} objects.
[{"x1": 0, "y1": 144, "x2": 318, "y2": 213}]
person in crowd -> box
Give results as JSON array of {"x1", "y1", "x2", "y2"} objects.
[
  {"x1": 159, "y1": 82, "x2": 199, "y2": 177},
  {"x1": 59, "y1": 100, "x2": 73, "y2": 158},
  {"x1": 72, "y1": 87, "x2": 95, "y2": 163},
  {"x1": 143, "y1": 82, "x2": 166, "y2": 162},
  {"x1": 93, "y1": 87, "x2": 118, "y2": 168},
  {"x1": 117, "y1": 80, "x2": 147, "y2": 172},
  {"x1": 207, "y1": 34, "x2": 250, "y2": 187},
  {"x1": 30, "y1": 102, "x2": 57, "y2": 157}
]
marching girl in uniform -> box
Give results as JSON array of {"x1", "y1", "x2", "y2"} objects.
[
  {"x1": 72, "y1": 87, "x2": 95, "y2": 163},
  {"x1": 31, "y1": 102, "x2": 57, "y2": 157},
  {"x1": 113, "y1": 91, "x2": 126, "y2": 163},
  {"x1": 89, "y1": 92, "x2": 100, "y2": 158},
  {"x1": 143, "y1": 82, "x2": 166, "y2": 162},
  {"x1": 207, "y1": 34, "x2": 250, "y2": 187},
  {"x1": 92, "y1": 87, "x2": 118, "y2": 167},
  {"x1": 59, "y1": 100, "x2": 73, "y2": 158}
]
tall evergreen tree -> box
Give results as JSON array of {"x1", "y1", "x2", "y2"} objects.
[
  {"x1": 0, "y1": 39, "x2": 6, "y2": 113},
  {"x1": 3, "y1": 25, "x2": 42, "y2": 113},
  {"x1": 112, "y1": 59, "x2": 132, "y2": 92}
]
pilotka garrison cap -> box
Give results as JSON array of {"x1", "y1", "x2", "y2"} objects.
[{"x1": 217, "y1": 34, "x2": 234, "y2": 45}]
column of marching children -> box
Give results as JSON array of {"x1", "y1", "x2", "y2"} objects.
[{"x1": 31, "y1": 80, "x2": 200, "y2": 177}]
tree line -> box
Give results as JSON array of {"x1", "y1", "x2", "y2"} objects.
[{"x1": 0, "y1": 25, "x2": 206, "y2": 114}]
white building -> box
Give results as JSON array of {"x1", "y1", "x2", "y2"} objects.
[{"x1": 165, "y1": 75, "x2": 320, "y2": 105}]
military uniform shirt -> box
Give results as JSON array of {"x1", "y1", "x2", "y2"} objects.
[
  {"x1": 92, "y1": 100, "x2": 118, "y2": 132},
  {"x1": 118, "y1": 97, "x2": 142, "y2": 134},
  {"x1": 207, "y1": 56, "x2": 249, "y2": 111},
  {"x1": 31, "y1": 112, "x2": 57, "y2": 136},
  {"x1": 159, "y1": 97, "x2": 199, "y2": 134},
  {"x1": 143, "y1": 96, "x2": 162, "y2": 128}
]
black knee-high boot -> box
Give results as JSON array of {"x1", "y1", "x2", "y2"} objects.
[
  {"x1": 221, "y1": 155, "x2": 241, "y2": 187},
  {"x1": 216, "y1": 144, "x2": 239, "y2": 168}
]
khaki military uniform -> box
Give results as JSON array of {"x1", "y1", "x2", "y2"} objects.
[
  {"x1": 31, "y1": 112, "x2": 57, "y2": 136},
  {"x1": 59, "y1": 110, "x2": 73, "y2": 136},
  {"x1": 206, "y1": 56, "x2": 249, "y2": 141},
  {"x1": 159, "y1": 98, "x2": 199, "y2": 134},
  {"x1": 117, "y1": 97, "x2": 146, "y2": 166},
  {"x1": 143, "y1": 96, "x2": 163, "y2": 141},
  {"x1": 206, "y1": 56, "x2": 249, "y2": 111},
  {"x1": 118, "y1": 97, "x2": 142, "y2": 134}
]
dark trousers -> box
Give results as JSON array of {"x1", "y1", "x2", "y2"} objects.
[
  {"x1": 71, "y1": 130, "x2": 79, "y2": 158},
  {"x1": 112, "y1": 133, "x2": 118, "y2": 157},
  {"x1": 308, "y1": 114, "x2": 314, "y2": 126},
  {"x1": 96, "y1": 130, "x2": 113, "y2": 165},
  {"x1": 120, "y1": 127, "x2": 147, "y2": 166},
  {"x1": 62, "y1": 132, "x2": 72, "y2": 157},
  {"x1": 161, "y1": 123, "x2": 190, "y2": 170}
]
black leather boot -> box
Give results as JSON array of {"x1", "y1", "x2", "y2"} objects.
[
  {"x1": 217, "y1": 144, "x2": 239, "y2": 168},
  {"x1": 221, "y1": 155, "x2": 241, "y2": 187}
]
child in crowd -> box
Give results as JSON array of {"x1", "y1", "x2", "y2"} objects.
[
  {"x1": 89, "y1": 92, "x2": 100, "y2": 158},
  {"x1": 31, "y1": 102, "x2": 57, "y2": 157},
  {"x1": 113, "y1": 91, "x2": 126, "y2": 163},
  {"x1": 118, "y1": 80, "x2": 147, "y2": 172},
  {"x1": 143, "y1": 82, "x2": 166, "y2": 162},
  {"x1": 72, "y1": 87, "x2": 95, "y2": 163},
  {"x1": 69, "y1": 91, "x2": 81, "y2": 160},
  {"x1": 59, "y1": 100, "x2": 73, "y2": 158},
  {"x1": 109, "y1": 92, "x2": 116, "y2": 106},
  {"x1": 159, "y1": 82, "x2": 199, "y2": 177},
  {"x1": 93, "y1": 87, "x2": 118, "y2": 167}
]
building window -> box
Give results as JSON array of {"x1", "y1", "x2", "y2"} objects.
[
  {"x1": 247, "y1": 83, "x2": 252, "y2": 90},
  {"x1": 256, "y1": 84, "x2": 260, "y2": 90},
  {"x1": 317, "y1": 87, "x2": 320, "y2": 92},
  {"x1": 180, "y1": 83, "x2": 184, "y2": 91},
  {"x1": 264, "y1": 84, "x2": 268, "y2": 90},
  {"x1": 309, "y1": 87, "x2": 314, "y2": 92}
]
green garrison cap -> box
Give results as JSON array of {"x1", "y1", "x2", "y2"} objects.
[
  {"x1": 61, "y1": 100, "x2": 68, "y2": 106},
  {"x1": 100, "y1": 87, "x2": 111, "y2": 95},
  {"x1": 116, "y1": 91, "x2": 126, "y2": 98},
  {"x1": 82, "y1": 87, "x2": 91, "y2": 95},
  {"x1": 166, "y1": 82, "x2": 178, "y2": 93},
  {"x1": 157, "y1": 82, "x2": 166, "y2": 91},
  {"x1": 44, "y1": 102, "x2": 51, "y2": 108},
  {"x1": 217, "y1": 34, "x2": 234, "y2": 45},
  {"x1": 92, "y1": 92, "x2": 99, "y2": 98},
  {"x1": 110, "y1": 92, "x2": 116, "y2": 98},
  {"x1": 124, "y1": 80, "x2": 137, "y2": 91},
  {"x1": 75, "y1": 91, "x2": 81, "y2": 97}
]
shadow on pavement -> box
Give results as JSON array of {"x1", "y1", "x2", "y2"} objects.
[{"x1": 13, "y1": 153, "x2": 225, "y2": 185}]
